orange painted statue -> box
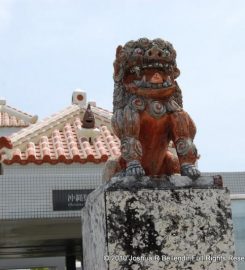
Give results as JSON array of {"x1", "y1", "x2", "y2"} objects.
[{"x1": 103, "y1": 38, "x2": 200, "y2": 181}]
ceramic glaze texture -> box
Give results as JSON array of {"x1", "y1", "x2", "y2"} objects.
[{"x1": 104, "y1": 38, "x2": 201, "y2": 181}]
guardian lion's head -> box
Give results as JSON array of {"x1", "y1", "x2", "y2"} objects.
[{"x1": 113, "y1": 38, "x2": 182, "y2": 112}]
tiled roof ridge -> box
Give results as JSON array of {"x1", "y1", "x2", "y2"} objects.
[
  {"x1": 0, "y1": 102, "x2": 38, "y2": 127},
  {"x1": 89, "y1": 105, "x2": 112, "y2": 122},
  {"x1": 2, "y1": 125, "x2": 120, "y2": 165},
  {"x1": 5, "y1": 104, "x2": 33, "y2": 118},
  {"x1": 7, "y1": 104, "x2": 82, "y2": 150},
  {"x1": 0, "y1": 112, "x2": 28, "y2": 128},
  {"x1": 0, "y1": 103, "x2": 113, "y2": 151}
]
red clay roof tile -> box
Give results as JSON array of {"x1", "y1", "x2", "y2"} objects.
[
  {"x1": 0, "y1": 101, "x2": 38, "y2": 127},
  {"x1": 0, "y1": 104, "x2": 120, "y2": 165}
]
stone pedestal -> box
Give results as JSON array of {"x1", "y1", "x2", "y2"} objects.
[{"x1": 82, "y1": 176, "x2": 237, "y2": 270}]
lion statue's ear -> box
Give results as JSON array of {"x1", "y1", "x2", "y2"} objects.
[
  {"x1": 174, "y1": 67, "x2": 180, "y2": 79},
  {"x1": 113, "y1": 61, "x2": 120, "y2": 79},
  {"x1": 116, "y1": 45, "x2": 123, "y2": 59},
  {"x1": 113, "y1": 45, "x2": 124, "y2": 82}
]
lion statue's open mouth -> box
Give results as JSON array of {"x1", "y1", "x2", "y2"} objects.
[{"x1": 124, "y1": 68, "x2": 176, "y2": 99}]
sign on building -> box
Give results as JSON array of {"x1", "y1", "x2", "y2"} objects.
[{"x1": 52, "y1": 189, "x2": 94, "y2": 211}]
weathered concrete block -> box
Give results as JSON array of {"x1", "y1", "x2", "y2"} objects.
[{"x1": 82, "y1": 176, "x2": 236, "y2": 270}]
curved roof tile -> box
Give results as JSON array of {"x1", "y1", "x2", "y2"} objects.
[
  {"x1": 0, "y1": 99, "x2": 38, "y2": 127},
  {"x1": 0, "y1": 103, "x2": 120, "y2": 165}
]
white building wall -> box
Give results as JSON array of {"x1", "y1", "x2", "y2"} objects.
[
  {"x1": 0, "y1": 163, "x2": 104, "y2": 219},
  {"x1": 2, "y1": 164, "x2": 244, "y2": 220},
  {"x1": 2, "y1": 163, "x2": 104, "y2": 175}
]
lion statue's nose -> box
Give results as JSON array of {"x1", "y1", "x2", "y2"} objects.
[{"x1": 146, "y1": 45, "x2": 163, "y2": 59}]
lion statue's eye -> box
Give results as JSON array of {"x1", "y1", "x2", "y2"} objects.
[
  {"x1": 134, "y1": 48, "x2": 144, "y2": 55},
  {"x1": 162, "y1": 48, "x2": 171, "y2": 57}
]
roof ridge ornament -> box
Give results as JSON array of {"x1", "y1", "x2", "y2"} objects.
[
  {"x1": 72, "y1": 89, "x2": 87, "y2": 107},
  {"x1": 77, "y1": 104, "x2": 100, "y2": 144},
  {"x1": 82, "y1": 104, "x2": 95, "y2": 129}
]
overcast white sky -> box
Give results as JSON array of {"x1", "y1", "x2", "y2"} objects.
[{"x1": 0, "y1": 0, "x2": 245, "y2": 172}]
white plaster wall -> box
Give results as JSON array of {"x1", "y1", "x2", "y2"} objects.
[
  {"x1": 1, "y1": 163, "x2": 245, "y2": 220},
  {"x1": 0, "y1": 163, "x2": 104, "y2": 219},
  {"x1": 3, "y1": 163, "x2": 104, "y2": 175}
]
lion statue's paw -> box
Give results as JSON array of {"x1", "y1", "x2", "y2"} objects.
[
  {"x1": 181, "y1": 163, "x2": 201, "y2": 180},
  {"x1": 126, "y1": 160, "x2": 145, "y2": 177}
]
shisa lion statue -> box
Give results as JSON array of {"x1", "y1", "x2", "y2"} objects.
[{"x1": 104, "y1": 38, "x2": 201, "y2": 181}]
